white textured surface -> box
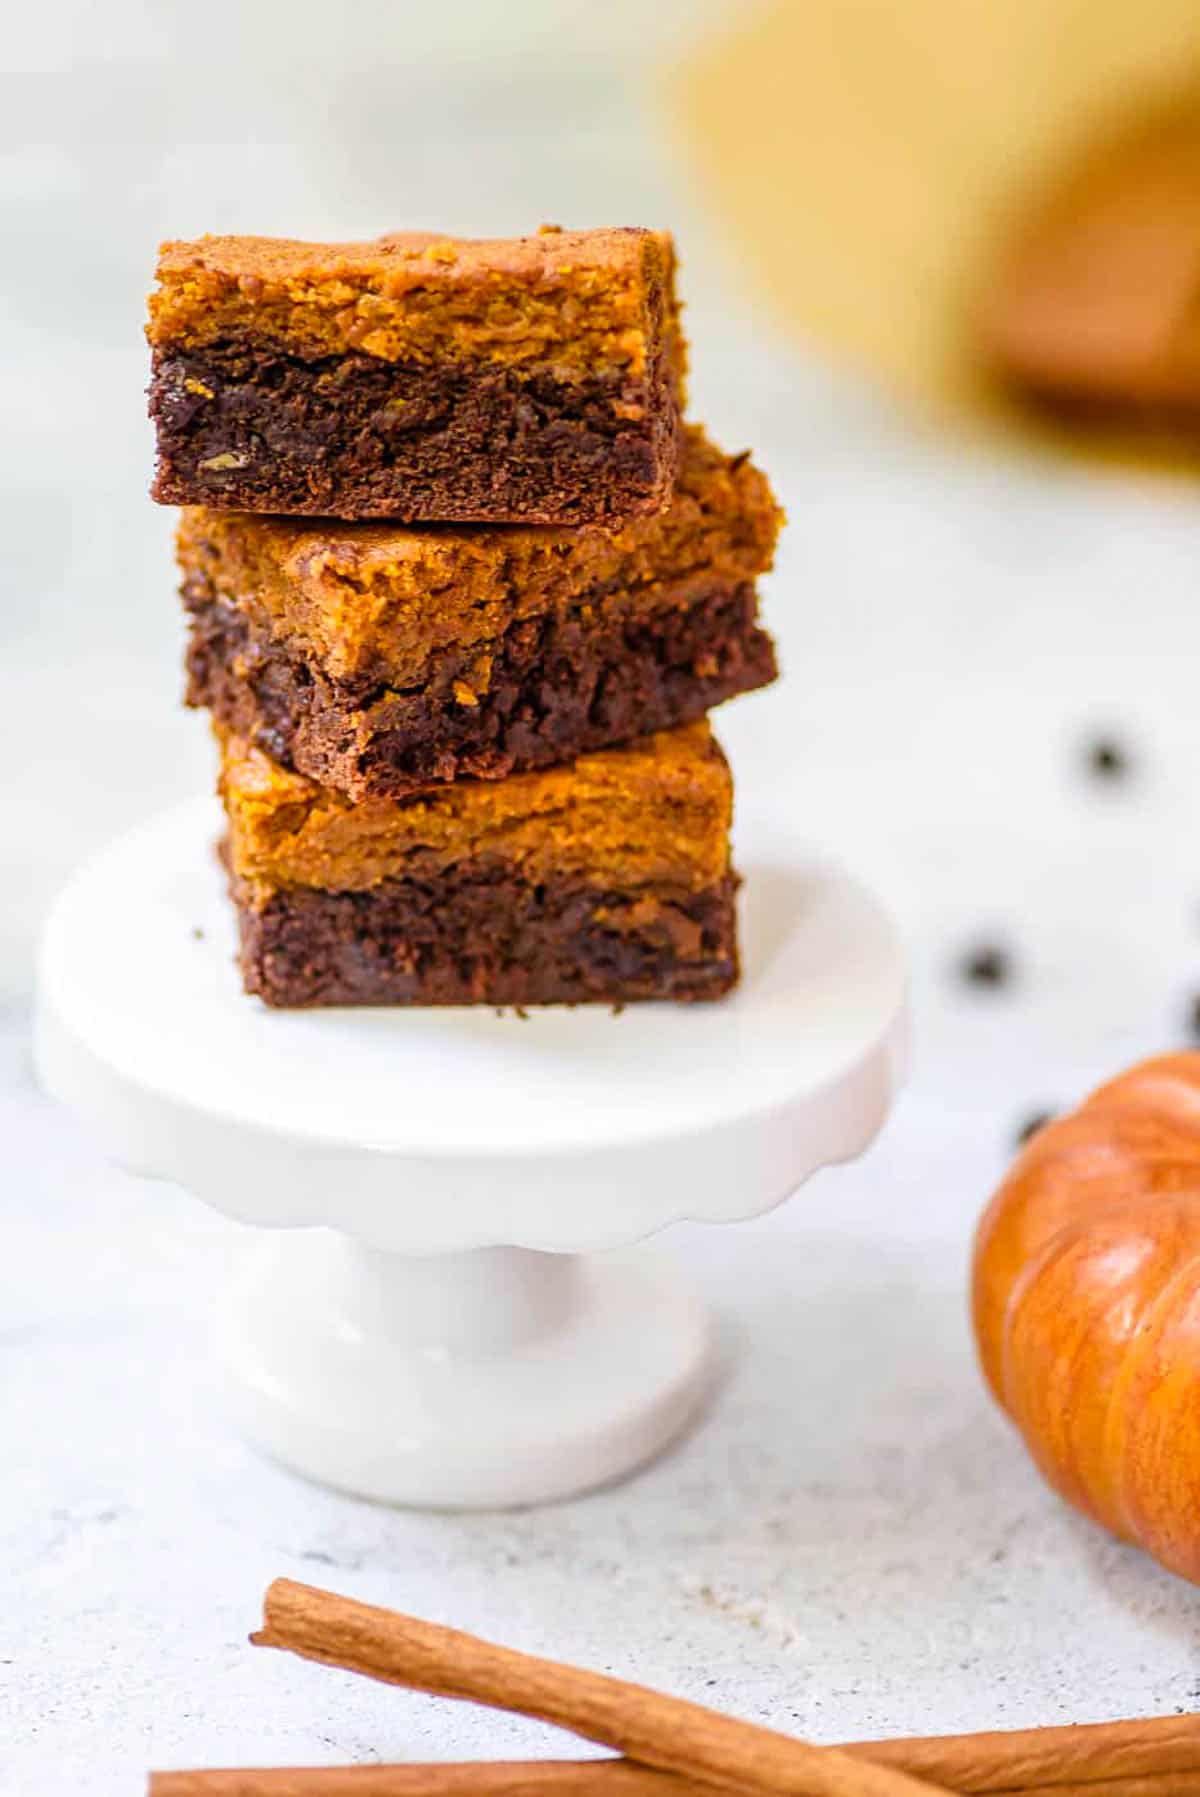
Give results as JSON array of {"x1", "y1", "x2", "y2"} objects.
[
  {"x1": 5, "y1": 1012, "x2": 1200, "y2": 1792},
  {"x1": 5, "y1": 21, "x2": 1200, "y2": 1795}
]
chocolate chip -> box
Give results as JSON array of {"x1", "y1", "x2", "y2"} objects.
[
  {"x1": 1084, "y1": 735, "x2": 1131, "y2": 780},
  {"x1": 1015, "y1": 1109, "x2": 1054, "y2": 1146},
  {"x1": 959, "y1": 943, "x2": 1013, "y2": 988}
]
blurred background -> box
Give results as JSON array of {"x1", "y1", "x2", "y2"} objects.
[
  {"x1": 7, "y1": 0, "x2": 1200, "y2": 1112},
  {"x1": 9, "y1": 3, "x2": 1200, "y2": 1785}
]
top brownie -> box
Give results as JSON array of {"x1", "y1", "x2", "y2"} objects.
[{"x1": 147, "y1": 226, "x2": 684, "y2": 524}]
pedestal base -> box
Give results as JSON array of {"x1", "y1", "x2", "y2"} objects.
[{"x1": 225, "y1": 1238, "x2": 710, "y2": 1508}]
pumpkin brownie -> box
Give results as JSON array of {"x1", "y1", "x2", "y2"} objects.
[
  {"x1": 182, "y1": 426, "x2": 780, "y2": 802},
  {"x1": 221, "y1": 721, "x2": 739, "y2": 1008},
  {"x1": 148, "y1": 226, "x2": 684, "y2": 523}
]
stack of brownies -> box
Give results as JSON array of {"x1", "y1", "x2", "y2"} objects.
[{"x1": 145, "y1": 226, "x2": 782, "y2": 1007}]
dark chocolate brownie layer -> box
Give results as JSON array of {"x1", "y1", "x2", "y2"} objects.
[
  {"x1": 186, "y1": 578, "x2": 776, "y2": 802},
  {"x1": 150, "y1": 340, "x2": 679, "y2": 523},
  {"x1": 234, "y1": 867, "x2": 739, "y2": 1008}
]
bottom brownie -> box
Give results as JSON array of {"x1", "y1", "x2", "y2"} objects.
[
  {"x1": 233, "y1": 865, "x2": 739, "y2": 1008},
  {"x1": 220, "y1": 719, "x2": 740, "y2": 1009}
]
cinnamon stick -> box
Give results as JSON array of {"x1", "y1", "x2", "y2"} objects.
[
  {"x1": 149, "y1": 1767, "x2": 677, "y2": 1796},
  {"x1": 857, "y1": 1715, "x2": 1200, "y2": 1790},
  {"x1": 251, "y1": 1580, "x2": 947, "y2": 1797},
  {"x1": 240, "y1": 1583, "x2": 1200, "y2": 1797},
  {"x1": 858, "y1": 1710, "x2": 1200, "y2": 1797},
  {"x1": 997, "y1": 1785, "x2": 1200, "y2": 1797},
  {"x1": 147, "y1": 1763, "x2": 1200, "y2": 1797}
]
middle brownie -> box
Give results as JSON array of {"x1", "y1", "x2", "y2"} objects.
[{"x1": 180, "y1": 425, "x2": 781, "y2": 803}]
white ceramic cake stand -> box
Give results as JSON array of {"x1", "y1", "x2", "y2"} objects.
[{"x1": 34, "y1": 796, "x2": 908, "y2": 1509}]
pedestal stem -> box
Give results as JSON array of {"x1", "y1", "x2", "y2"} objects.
[{"x1": 330, "y1": 1239, "x2": 580, "y2": 1356}]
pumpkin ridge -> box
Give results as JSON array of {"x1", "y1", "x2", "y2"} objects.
[
  {"x1": 997, "y1": 1198, "x2": 1195, "y2": 1531},
  {"x1": 1101, "y1": 1242, "x2": 1200, "y2": 1563},
  {"x1": 1000, "y1": 1190, "x2": 1197, "y2": 1347},
  {"x1": 980, "y1": 1142, "x2": 1200, "y2": 1308}
]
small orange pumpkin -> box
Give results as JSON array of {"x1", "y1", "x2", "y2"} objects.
[{"x1": 972, "y1": 1051, "x2": 1200, "y2": 1584}]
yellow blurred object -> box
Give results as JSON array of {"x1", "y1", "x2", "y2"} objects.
[
  {"x1": 980, "y1": 104, "x2": 1200, "y2": 412},
  {"x1": 671, "y1": 0, "x2": 1200, "y2": 458}
]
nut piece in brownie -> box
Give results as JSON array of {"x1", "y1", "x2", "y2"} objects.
[
  {"x1": 148, "y1": 226, "x2": 684, "y2": 523},
  {"x1": 221, "y1": 721, "x2": 739, "y2": 1008},
  {"x1": 182, "y1": 426, "x2": 780, "y2": 802}
]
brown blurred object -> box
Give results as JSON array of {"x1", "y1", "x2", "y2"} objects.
[
  {"x1": 981, "y1": 101, "x2": 1200, "y2": 418},
  {"x1": 670, "y1": 0, "x2": 1200, "y2": 461}
]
